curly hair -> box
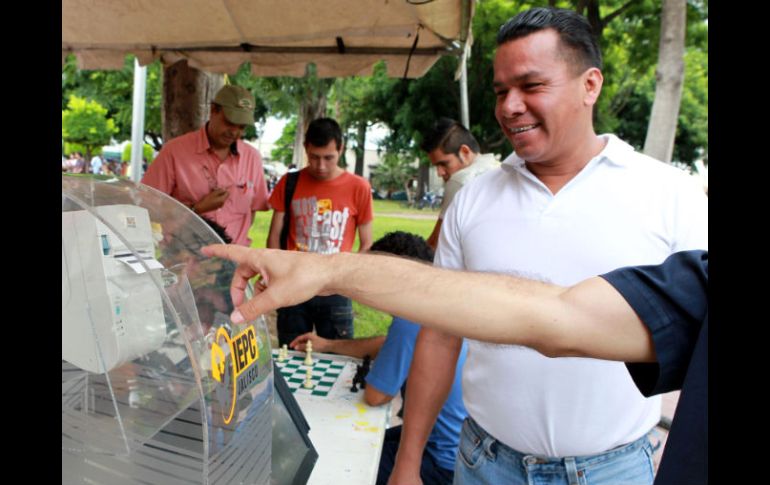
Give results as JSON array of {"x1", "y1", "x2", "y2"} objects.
[{"x1": 369, "y1": 231, "x2": 434, "y2": 263}]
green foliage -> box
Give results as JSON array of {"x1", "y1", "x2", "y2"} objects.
[
  {"x1": 593, "y1": 0, "x2": 708, "y2": 163},
  {"x1": 271, "y1": 117, "x2": 299, "y2": 165},
  {"x1": 61, "y1": 95, "x2": 118, "y2": 159},
  {"x1": 370, "y1": 152, "x2": 417, "y2": 196},
  {"x1": 62, "y1": 54, "x2": 163, "y2": 149},
  {"x1": 121, "y1": 142, "x2": 156, "y2": 164},
  {"x1": 64, "y1": 142, "x2": 99, "y2": 157}
]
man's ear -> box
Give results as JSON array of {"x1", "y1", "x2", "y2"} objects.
[
  {"x1": 458, "y1": 144, "x2": 475, "y2": 165},
  {"x1": 582, "y1": 67, "x2": 603, "y2": 107}
]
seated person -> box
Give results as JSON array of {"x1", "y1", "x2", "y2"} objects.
[{"x1": 289, "y1": 231, "x2": 467, "y2": 485}]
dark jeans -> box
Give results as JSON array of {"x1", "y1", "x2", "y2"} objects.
[
  {"x1": 376, "y1": 426, "x2": 454, "y2": 485},
  {"x1": 276, "y1": 294, "x2": 354, "y2": 347}
]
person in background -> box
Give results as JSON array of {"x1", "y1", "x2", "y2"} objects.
[
  {"x1": 265, "y1": 117, "x2": 374, "y2": 347},
  {"x1": 420, "y1": 118, "x2": 499, "y2": 249},
  {"x1": 142, "y1": 84, "x2": 269, "y2": 247}
]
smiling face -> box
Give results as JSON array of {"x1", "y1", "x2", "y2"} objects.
[{"x1": 493, "y1": 29, "x2": 602, "y2": 168}]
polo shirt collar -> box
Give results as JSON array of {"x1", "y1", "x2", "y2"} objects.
[{"x1": 501, "y1": 133, "x2": 634, "y2": 175}]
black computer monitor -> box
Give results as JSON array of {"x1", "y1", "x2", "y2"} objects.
[{"x1": 272, "y1": 362, "x2": 318, "y2": 485}]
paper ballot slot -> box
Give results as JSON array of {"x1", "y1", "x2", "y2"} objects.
[{"x1": 62, "y1": 205, "x2": 166, "y2": 373}]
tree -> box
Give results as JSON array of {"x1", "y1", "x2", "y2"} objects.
[
  {"x1": 643, "y1": 0, "x2": 687, "y2": 162},
  {"x1": 248, "y1": 64, "x2": 334, "y2": 168},
  {"x1": 62, "y1": 95, "x2": 118, "y2": 170},
  {"x1": 62, "y1": 55, "x2": 163, "y2": 150},
  {"x1": 121, "y1": 143, "x2": 156, "y2": 164},
  {"x1": 370, "y1": 152, "x2": 418, "y2": 198},
  {"x1": 271, "y1": 117, "x2": 299, "y2": 166}
]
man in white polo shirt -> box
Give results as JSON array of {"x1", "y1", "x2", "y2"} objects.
[{"x1": 389, "y1": 7, "x2": 708, "y2": 485}]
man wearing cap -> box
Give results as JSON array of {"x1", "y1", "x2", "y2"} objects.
[{"x1": 142, "y1": 84, "x2": 269, "y2": 246}]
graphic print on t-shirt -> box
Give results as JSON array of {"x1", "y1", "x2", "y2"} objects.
[{"x1": 292, "y1": 196, "x2": 350, "y2": 254}]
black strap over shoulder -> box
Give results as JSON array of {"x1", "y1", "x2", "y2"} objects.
[{"x1": 279, "y1": 171, "x2": 301, "y2": 250}]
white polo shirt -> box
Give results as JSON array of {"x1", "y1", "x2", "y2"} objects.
[{"x1": 436, "y1": 134, "x2": 708, "y2": 457}]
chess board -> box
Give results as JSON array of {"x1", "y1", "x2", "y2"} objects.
[{"x1": 272, "y1": 350, "x2": 346, "y2": 397}]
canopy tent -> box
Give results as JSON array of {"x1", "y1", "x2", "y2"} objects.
[{"x1": 62, "y1": 0, "x2": 475, "y2": 79}]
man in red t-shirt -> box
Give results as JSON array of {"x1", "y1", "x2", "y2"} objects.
[{"x1": 267, "y1": 118, "x2": 373, "y2": 346}]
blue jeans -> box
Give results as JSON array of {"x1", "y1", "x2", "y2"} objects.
[
  {"x1": 377, "y1": 426, "x2": 454, "y2": 485},
  {"x1": 276, "y1": 294, "x2": 354, "y2": 347},
  {"x1": 454, "y1": 417, "x2": 654, "y2": 485}
]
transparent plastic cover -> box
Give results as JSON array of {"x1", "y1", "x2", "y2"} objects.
[{"x1": 62, "y1": 174, "x2": 273, "y2": 484}]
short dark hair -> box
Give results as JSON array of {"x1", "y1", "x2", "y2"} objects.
[
  {"x1": 369, "y1": 231, "x2": 434, "y2": 263},
  {"x1": 420, "y1": 118, "x2": 480, "y2": 156},
  {"x1": 305, "y1": 117, "x2": 343, "y2": 150},
  {"x1": 497, "y1": 7, "x2": 602, "y2": 73},
  {"x1": 203, "y1": 218, "x2": 232, "y2": 244}
]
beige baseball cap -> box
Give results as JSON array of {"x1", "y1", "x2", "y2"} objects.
[{"x1": 213, "y1": 85, "x2": 256, "y2": 125}]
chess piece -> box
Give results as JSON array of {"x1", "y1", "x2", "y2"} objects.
[
  {"x1": 278, "y1": 344, "x2": 288, "y2": 362},
  {"x1": 304, "y1": 340, "x2": 313, "y2": 366},
  {"x1": 350, "y1": 355, "x2": 372, "y2": 393},
  {"x1": 303, "y1": 366, "x2": 314, "y2": 389}
]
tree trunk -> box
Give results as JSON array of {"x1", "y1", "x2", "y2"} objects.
[
  {"x1": 643, "y1": 0, "x2": 686, "y2": 163},
  {"x1": 354, "y1": 121, "x2": 367, "y2": 176},
  {"x1": 417, "y1": 162, "x2": 429, "y2": 199},
  {"x1": 292, "y1": 88, "x2": 328, "y2": 168},
  {"x1": 162, "y1": 60, "x2": 224, "y2": 141}
]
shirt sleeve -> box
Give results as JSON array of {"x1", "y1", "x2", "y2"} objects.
[
  {"x1": 670, "y1": 177, "x2": 708, "y2": 252},
  {"x1": 600, "y1": 250, "x2": 708, "y2": 396},
  {"x1": 439, "y1": 178, "x2": 462, "y2": 219},
  {"x1": 365, "y1": 318, "x2": 419, "y2": 395},
  {"x1": 141, "y1": 147, "x2": 175, "y2": 194},
  {"x1": 434, "y1": 184, "x2": 466, "y2": 271}
]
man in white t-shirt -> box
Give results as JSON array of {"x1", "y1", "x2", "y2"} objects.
[
  {"x1": 388, "y1": 7, "x2": 708, "y2": 485},
  {"x1": 421, "y1": 118, "x2": 500, "y2": 249}
]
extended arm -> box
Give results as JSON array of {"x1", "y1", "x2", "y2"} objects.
[
  {"x1": 289, "y1": 332, "x2": 385, "y2": 360},
  {"x1": 201, "y1": 245, "x2": 655, "y2": 363}
]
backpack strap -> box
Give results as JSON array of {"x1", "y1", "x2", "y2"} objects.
[{"x1": 279, "y1": 171, "x2": 301, "y2": 250}]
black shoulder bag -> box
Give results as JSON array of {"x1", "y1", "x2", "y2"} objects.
[{"x1": 279, "y1": 171, "x2": 301, "y2": 250}]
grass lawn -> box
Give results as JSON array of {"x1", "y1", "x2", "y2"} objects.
[{"x1": 246, "y1": 204, "x2": 437, "y2": 337}]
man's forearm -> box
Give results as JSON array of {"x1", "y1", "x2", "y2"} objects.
[
  {"x1": 201, "y1": 245, "x2": 655, "y2": 363},
  {"x1": 326, "y1": 252, "x2": 654, "y2": 362}
]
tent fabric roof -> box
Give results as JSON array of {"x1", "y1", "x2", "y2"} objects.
[{"x1": 63, "y1": 0, "x2": 474, "y2": 78}]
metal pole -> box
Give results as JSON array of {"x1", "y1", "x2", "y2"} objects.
[
  {"x1": 459, "y1": 43, "x2": 470, "y2": 128},
  {"x1": 130, "y1": 58, "x2": 147, "y2": 183}
]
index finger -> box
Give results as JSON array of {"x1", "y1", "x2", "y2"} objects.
[
  {"x1": 202, "y1": 244, "x2": 260, "y2": 305},
  {"x1": 202, "y1": 244, "x2": 252, "y2": 263}
]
